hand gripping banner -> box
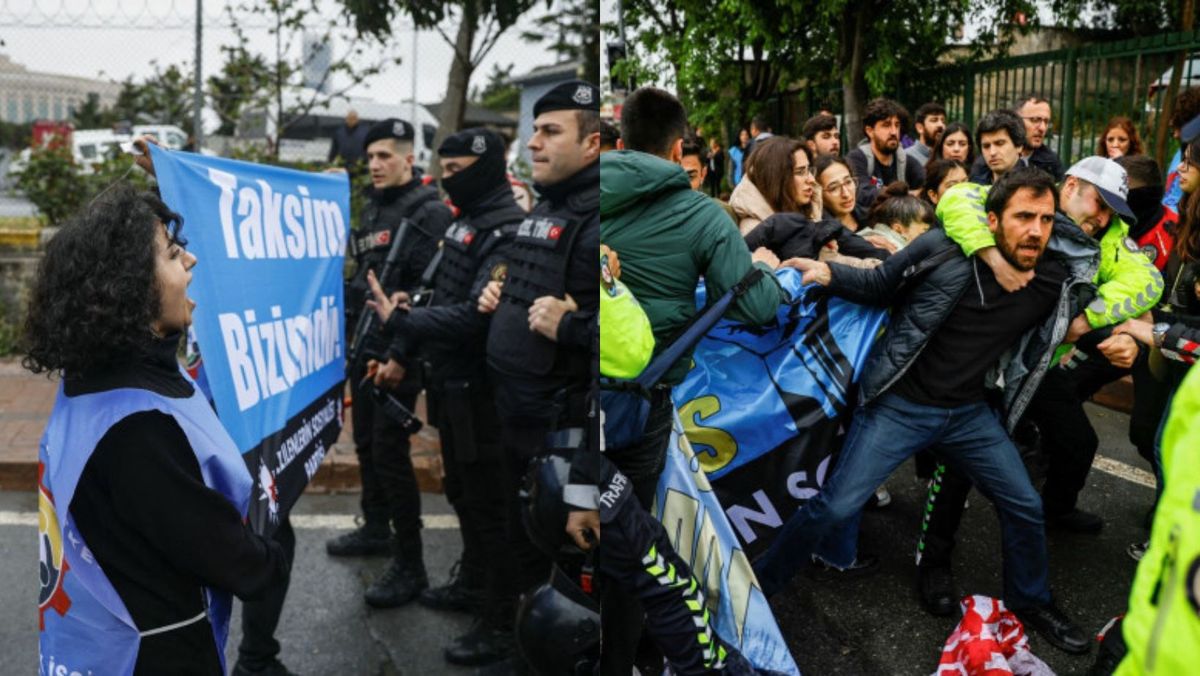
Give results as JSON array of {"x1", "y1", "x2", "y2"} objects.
[
  {"x1": 151, "y1": 146, "x2": 349, "y2": 534},
  {"x1": 670, "y1": 269, "x2": 886, "y2": 559}
]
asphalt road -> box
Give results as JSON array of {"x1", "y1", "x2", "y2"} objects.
[
  {"x1": 2, "y1": 403, "x2": 1156, "y2": 675},
  {"x1": 772, "y1": 403, "x2": 1155, "y2": 675}
]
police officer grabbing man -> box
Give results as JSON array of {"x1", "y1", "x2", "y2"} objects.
[
  {"x1": 326, "y1": 118, "x2": 452, "y2": 609},
  {"x1": 362, "y1": 127, "x2": 526, "y2": 667}
]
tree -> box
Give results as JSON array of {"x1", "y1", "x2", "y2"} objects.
[
  {"x1": 617, "y1": 0, "x2": 1043, "y2": 143},
  {"x1": 339, "y1": 0, "x2": 536, "y2": 175},
  {"x1": 71, "y1": 94, "x2": 112, "y2": 130},
  {"x1": 471, "y1": 62, "x2": 521, "y2": 111},
  {"x1": 521, "y1": 0, "x2": 600, "y2": 83},
  {"x1": 222, "y1": 0, "x2": 402, "y2": 159},
  {"x1": 208, "y1": 46, "x2": 273, "y2": 137},
  {"x1": 110, "y1": 61, "x2": 197, "y2": 133}
]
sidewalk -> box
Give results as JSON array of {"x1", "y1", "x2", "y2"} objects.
[{"x1": 0, "y1": 359, "x2": 443, "y2": 493}]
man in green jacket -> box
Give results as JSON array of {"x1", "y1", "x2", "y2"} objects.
[
  {"x1": 600, "y1": 87, "x2": 783, "y2": 506},
  {"x1": 600, "y1": 86, "x2": 782, "y2": 676},
  {"x1": 914, "y1": 157, "x2": 1164, "y2": 616}
]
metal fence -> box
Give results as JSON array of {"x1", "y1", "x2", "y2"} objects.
[{"x1": 764, "y1": 29, "x2": 1200, "y2": 170}]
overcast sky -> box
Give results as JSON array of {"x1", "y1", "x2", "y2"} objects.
[{"x1": 0, "y1": 0, "x2": 560, "y2": 105}]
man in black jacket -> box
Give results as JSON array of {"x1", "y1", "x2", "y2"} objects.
[
  {"x1": 970, "y1": 96, "x2": 1065, "y2": 183},
  {"x1": 325, "y1": 118, "x2": 452, "y2": 611},
  {"x1": 755, "y1": 168, "x2": 1091, "y2": 655},
  {"x1": 364, "y1": 127, "x2": 526, "y2": 667}
]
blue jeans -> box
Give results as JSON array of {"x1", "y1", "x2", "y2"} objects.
[{"x1": 753, "y1": 393, "x2": 1052, "y2": 610}]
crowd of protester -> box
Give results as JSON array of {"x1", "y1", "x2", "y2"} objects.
[{"x1": 599, "y1": 84, "x2": 1200, "y2": 673}]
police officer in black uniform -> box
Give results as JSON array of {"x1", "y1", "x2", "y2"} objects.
[
  {"x1": 325, "y1": 118, "x2": 452, "y2": 609},
  {"x1": 361, "y1": 127, "x2": 526, "y2": 667},
  {"x1": 478, "y1": 79, "x2": 600, "y2": 671}
]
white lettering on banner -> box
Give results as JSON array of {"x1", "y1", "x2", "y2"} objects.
[
  {"x1": 275, "y1": 397, "x2": 339, "y2": 474},
  {"x1": 219, "y1": 296, "x2": 342, "y2": 411},
  {"x1": 208, "y1": 168, "x2": 346, "y2": 260},
  {"x1": 42, "y1": 655, "x2": 91, "y2": 676}
]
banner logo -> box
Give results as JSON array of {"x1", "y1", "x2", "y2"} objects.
[{"x1": 37, "y1": 462, "x2": 71, "y2": 630}]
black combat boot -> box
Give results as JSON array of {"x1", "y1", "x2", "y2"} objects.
[
  {"x1": 325, "y1": 520, "x2": 391, "y2": 557},
  {"x1": 444, "y1": 616, "x2": 514, "y2": 666},
  {"x1": 419, "y1": 559, "x2": 484, "y2": 613},
  {"x1": 364, "y1": 531, "x2": 428, "y2": 608}
]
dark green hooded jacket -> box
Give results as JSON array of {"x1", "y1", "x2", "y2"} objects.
[{"x1": 601, "y1": 150, "x2": 783, "y2": 384}]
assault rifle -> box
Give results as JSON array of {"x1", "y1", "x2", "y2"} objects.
[{"x1": 346, "y1": 219, "x2": 423, "y2": 435}]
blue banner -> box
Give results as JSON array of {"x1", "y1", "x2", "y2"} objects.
[
  {"x1": 152, "y1": 146, "x2": 348, "y2": 531},
  {"x1": 671, "y1": 269, "x2": 886, "y2": 557},
  {"x1": 655, "y1": 412, "x2": 802, "y2": 675}
]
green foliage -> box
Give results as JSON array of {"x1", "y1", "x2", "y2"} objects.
[
  {"x1": 111, "y1": 62, "x2": 196, "y2": 133},
  {"x1": 616, "y1": 0, "x2": 1045, "y2": 136},
  {"x1": 521, "y1": 0, "x2": 600, "y2": 83},
  {"x1": 0, "y1": 121, "x2": 33, "y2": 150},
  {"x1": 12, "y1": 145, "x2": 151, "y2": 227},
  {"x1": 208, "y1": 46, "x2": 273, "y2": 137},
  {"x1": 471, "y1": 63, "x2": 521, "y2": 111},
  {"x1": 339, "y1": 0, "x2": 529, "y2": 36},
  {"x1": 12, "y1": 145, "x2": 86, "y2": 227},
  {"x1": 0, "y1": 300, "x2": 18, "y2": 357}
]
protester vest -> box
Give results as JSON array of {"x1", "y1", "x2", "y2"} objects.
[
  {"x1": 38, "y1": 370, "x2": 252, "y2": 675},
  {"x1": 436, "y1": 205, "x2": 524, "y2": 304},
  {"x1": 488, "y1": 210, "x2": 585, "y2": 376}
]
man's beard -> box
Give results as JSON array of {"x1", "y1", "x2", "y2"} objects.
[{"x1": 995, "y1": 226, "x2": 1045, "y2": 271}]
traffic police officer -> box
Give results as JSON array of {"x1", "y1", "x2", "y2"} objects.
[
  {"x1": 362, "y1": 127, "x2": 526, "y2": 667},
  {"x1": 326, "y1": 118, "x2": 452, "y2": 609},
  {"x1": 479, "y1": 79, "x2": 600, "y2": 669}
]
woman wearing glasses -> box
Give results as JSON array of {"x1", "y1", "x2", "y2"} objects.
[{"x1": 729, "y1": 136, "x2": 821, "y2": 234}]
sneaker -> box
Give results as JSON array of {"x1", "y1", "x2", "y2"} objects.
[
  {"x1": 365, "y1": 558, "x2": 429, "y2": 608},
  {"x1": 231, "y1": 659, "x2": 299, "y2": 676},
  {"x1": 419, "y1": 560, "x2": 483, "y2": 613},
  {"x1": 916, "y1": 566, "x2": 958, "y2": 617},
  {"x1": 868, "y1": 485, "x2": 892, "y2": 509},
  {"x1": 1046, "y1": 508, "x2": 1104, "y2": 535},
  {"x1": 1127, "y1": 540, "x2": 1149, "y2": 562},
  {"x1": 1014, "y1": 602, "x2": 1090, "y2": 655},
  {"x1": 807, "y1": 553, "x2": 879, "y2": 580},
  {"x1": 325, "y1": 523, "x2": 391, "y2": 557}
]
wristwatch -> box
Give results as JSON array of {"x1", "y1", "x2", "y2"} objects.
[{"x1": 1152, "y1": 322, "x2": 1170, "y2": 349}]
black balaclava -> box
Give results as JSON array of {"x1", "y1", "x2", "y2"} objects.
[{"x1": 439, "y1": 128, "x2": 508, "y2": 212}]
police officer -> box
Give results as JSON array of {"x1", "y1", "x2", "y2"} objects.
[
  {"x1": 325, "y1": 118, "x2": 452, "y2": 609},
  {"x1": 362, "y1": 127, "x2": 526, "y2": 667},
  {"x1": 478, "y1": 79, "x2": 600, "y2": 670}
]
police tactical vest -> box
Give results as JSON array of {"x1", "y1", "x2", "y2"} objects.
[
  {"x1": 436, "y1": 205, "x2": 525, "y2": 304},
  {"x1": 354, "y1": 184, "x2": 440, "y2": 272},
  {"x1": 488, "y1": 211, "x2": 586, "y2": 377},
  {"x1": 38, "y1": 369, "x2": 252, "y2": 675},
  {"x1": 501, "y1": 214, "x2": 584, "y2": 306}
]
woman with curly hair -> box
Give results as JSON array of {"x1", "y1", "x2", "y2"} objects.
[
  {"x1": 1096, "y1": 116, "x2": 1143, "y2": 159},
  {"x1": 27, "y1": 182, "x2": 287, "y2": 674}
]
